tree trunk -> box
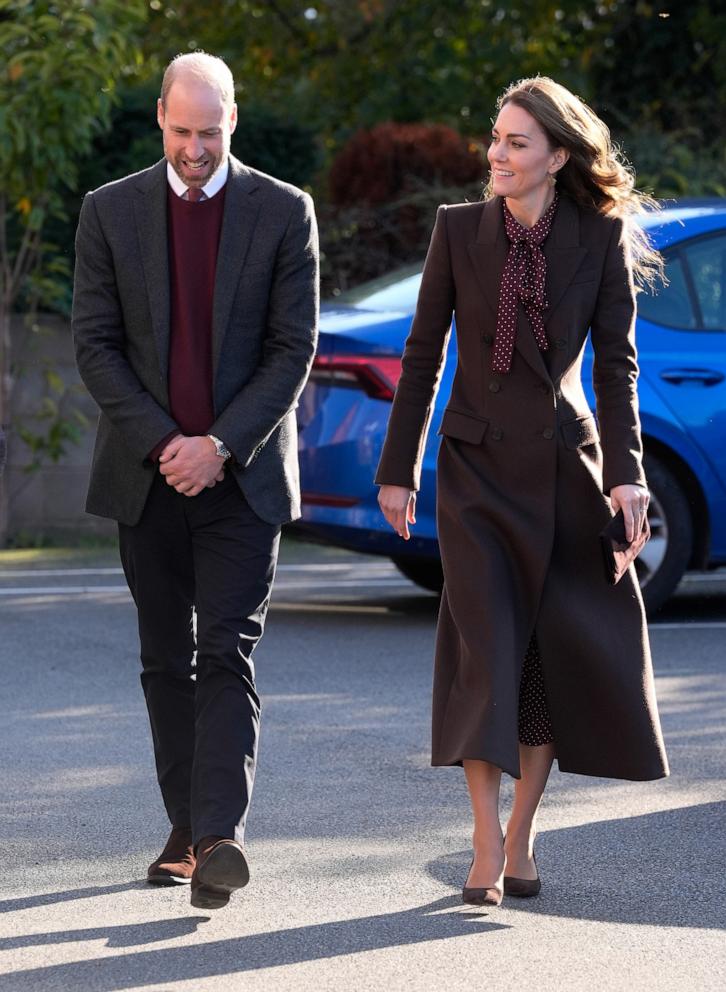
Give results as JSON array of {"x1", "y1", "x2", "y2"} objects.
[{"x1": 0, "y1": 308, "x2": 13, "y2": 547}]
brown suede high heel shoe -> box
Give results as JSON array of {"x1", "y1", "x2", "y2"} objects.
[
  {"x1": 462, "y1": 858, "x2": 504, "y2": 907},
  {"x1": 503, "y1": 851, "x2": 541, "y2": 898}
]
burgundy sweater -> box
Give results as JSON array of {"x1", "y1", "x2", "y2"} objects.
[{"x1": 148, "y1": 186, "x2": 226, "y2": 459}]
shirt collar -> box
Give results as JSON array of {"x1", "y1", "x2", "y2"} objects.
[{"x1": 166, "y1": 158, "x2": 229, "y2": 200}]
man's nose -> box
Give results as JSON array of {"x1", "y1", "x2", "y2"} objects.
[{"x1": 185, "y1": 136, "x2": 204, "y2": 160}]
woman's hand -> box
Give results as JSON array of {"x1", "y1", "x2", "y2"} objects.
[
  {"x1": 610, "y1": 484, "x2": 650, "y2": 543},
  {"x1": 378, "y1": 485, "x2": 417, "y2": 540}
]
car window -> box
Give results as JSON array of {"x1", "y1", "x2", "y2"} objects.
[
  {"x1": 331, "y1": 264, "x2": 423, "y2": 312},
  {"x1": 638, "y1": 230, "x2": 726, "y2": 332},
  {"x1": 683, "y1": 234, "x2": 726, "y2": 330},
  {"x1": 638, "y1": 254, "x2": 697, "y2": 330}
]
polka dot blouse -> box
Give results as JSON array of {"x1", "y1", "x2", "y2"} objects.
[{"x1": 492, "y1": 194, "x2": 559, "y2": 374}]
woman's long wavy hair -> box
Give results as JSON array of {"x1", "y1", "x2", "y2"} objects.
[{"x1": 485, "y1": 76, "x2": 664, "y2": 289}]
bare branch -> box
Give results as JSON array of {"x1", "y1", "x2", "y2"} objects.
[
  {"x1": 9, "y1": 207, "x2": 45, "y2": 307},
  {"x1": 263, "y1": 0, "x2": 400, "y2": 60}
]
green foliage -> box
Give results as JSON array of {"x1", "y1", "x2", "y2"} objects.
[
  {"x1": 231, "y1": 106, "x2": 323, "y2": 189},
  {"x1": 0, "y1": 0, "x2": 147, "y2": 490},
  {"x1": 319, "y1": 180, "x2": 483, "y2": 297},
  {"x1": 15, "y1": 358, "x2": 89, "y2": 472},
  {"x1": 5, "y1": 0, "x2": 725, "y2": 309},
  {"x1": 0, "y1": 0, "x2": 146, "y2": 216},
  {"x1": 619, "y1": 129, "x2": 726, "y2": 200},
  {"x1": 17, "y1": 396, "x2": 88, "y2": 472},
  {"x1": 589, "y1": 0, "x2": 726, "y2": 139},
  {"x1": 139, "y1": 0, "x2": 610, "y2": 154}
]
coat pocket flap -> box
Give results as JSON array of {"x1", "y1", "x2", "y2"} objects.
[
  {"x1": 561, "y1": 415, "x2": 600, "y2": 449},
  {"x1": 437, "y1": 408, "x2": 489, "y2": 444}
]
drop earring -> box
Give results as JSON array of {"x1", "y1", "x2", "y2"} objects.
[{"x1": 547, "y1": 172, "x2": 557, "y2": 187}]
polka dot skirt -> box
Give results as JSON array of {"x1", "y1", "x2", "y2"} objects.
[{"x1": 518, "y1": 633, "x2": 555, "y2": 746}]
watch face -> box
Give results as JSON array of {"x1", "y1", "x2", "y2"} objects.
[{"x1": 209, "y1": 435, "x2": 229, "y2": 459}]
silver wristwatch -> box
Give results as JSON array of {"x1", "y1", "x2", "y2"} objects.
[{"x1": 207, "y1": 434, "x2": 231, "y2": 461}]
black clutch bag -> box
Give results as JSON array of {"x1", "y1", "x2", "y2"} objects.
[{"x1": 600, "y1": 509, "x2": 650, "y2": 585}]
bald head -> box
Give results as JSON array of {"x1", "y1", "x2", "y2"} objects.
[
  {"x1": 160, "y1": 52, "x2": 235, "y2": 111},
  {"x1": 157, "y1": 53, "x2": 237, "y2": 190}
]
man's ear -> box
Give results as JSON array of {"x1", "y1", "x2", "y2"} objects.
[
  {"x1": 157, "y1": 97, "x2": 165, "y2": 130},
  {"x1": 229, "y1": 102, "x2": 238, "y2": 135}
]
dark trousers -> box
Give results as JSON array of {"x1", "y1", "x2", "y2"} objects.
[{"x1": 118, "y1": 471, "x2": 280, "y2": 846}]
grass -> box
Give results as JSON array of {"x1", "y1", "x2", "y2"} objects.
[{"x1": 0, "y1": 529, "x2": 370, "y2": 570}]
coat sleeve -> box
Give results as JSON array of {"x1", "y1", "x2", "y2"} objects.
[
  {"x1": 374, "y1": 205, "x2": 455, "y2": 490},
  {"x1": 72, "y1": 191, "x2": 180, "y2": 460},
  {"x1": 209, "y1": 191, "x2": 319, "y2": 468},
  {"x1": 590, "y1": 215, "x2": 647, "y2": 494}
]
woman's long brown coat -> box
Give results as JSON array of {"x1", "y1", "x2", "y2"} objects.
[{"x1": 375, "y1": 194, "x2": 669, "y2": 781}]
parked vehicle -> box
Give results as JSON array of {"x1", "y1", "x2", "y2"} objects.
[{"x1": 296, "y1": 202, "x2": 726, "y2": 612}]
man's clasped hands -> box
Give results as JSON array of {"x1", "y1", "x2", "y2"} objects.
[{"x1": 159, "y1": 435, "x2": 226, "y2": 497}]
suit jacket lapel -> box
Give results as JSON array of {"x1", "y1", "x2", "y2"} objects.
[
  {"x1": 133, "y1": 160, "x2": 170, "y2": 378},
  {"x1": 212, "y1": 157, "x2": 262, "y2": 375}
]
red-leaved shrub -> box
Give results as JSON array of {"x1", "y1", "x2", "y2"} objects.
[
  {"x1": 329, "y1": 122, "x2": 485, "y2": 207},
  {"x1": 321, "y1": 122, "x2": 485, "y2": 295}
]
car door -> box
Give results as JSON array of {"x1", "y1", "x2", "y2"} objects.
[{"x1": 636, "y1": 228, "x2": 726, "y2": 493}]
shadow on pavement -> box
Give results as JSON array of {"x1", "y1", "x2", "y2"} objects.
[
  {"x1": 0, "y1": 895, "x2": 507, "y2": 990},
  {"x1": 0, "y1": 882, "x2": 143, "y2": 915},
  {"x1": 0, "y1": 915, "x2": 209, "y2": 950},
  {"x1": 427, "y1": 800, "x2": 726, "y2": 931}
]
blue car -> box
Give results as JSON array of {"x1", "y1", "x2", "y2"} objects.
[{"x1": 296, "y1": 201, "x2": 726, "y2": 612}]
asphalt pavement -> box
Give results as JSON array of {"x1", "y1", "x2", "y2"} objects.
[{"x1": 0, "y1": 539, "x2": 724, "y2": 991}]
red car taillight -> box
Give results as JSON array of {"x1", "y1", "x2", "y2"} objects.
[{"x1": 310, "y1": 355, "x2": 402, "y2": 401}]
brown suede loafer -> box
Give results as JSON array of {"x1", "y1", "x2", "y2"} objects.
[
  {"x1": 147, "y1": 827, "x2": 195, "y2": 885},
  {"x1": 190, "y1": 837, "x2": 250, "y2": 910}
]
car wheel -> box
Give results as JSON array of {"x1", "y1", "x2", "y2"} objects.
[
  {"x1": 393, "y1": 453, "x2": 693, "y2": 611},
  {"x1": 638, "y1": 453, "x2": 693, "y2": 613},
  {"x1": 392, "y1": 556, "x2": 444, "y2": 593}
]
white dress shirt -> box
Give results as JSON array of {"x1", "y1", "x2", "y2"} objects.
[{"x1": 166, "y1": 159, "x2": 229, "y2": 201}]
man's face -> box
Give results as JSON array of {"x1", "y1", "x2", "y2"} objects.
[{"x1": 157, "y1": 77, "x2": 237, "y2": 188}]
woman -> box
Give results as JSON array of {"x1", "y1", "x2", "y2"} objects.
[{"x1": 376, "y1": 77, "x2": 669, "y2": 907}]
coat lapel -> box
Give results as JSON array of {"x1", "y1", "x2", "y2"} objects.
[
  {"x1": 543, "y1": 195, "x2": 588, "y2": 318},
  {"x1": 467, "y1": 196, "x2": 550, "y2": 380},
  {"x1": 467, "y1": 195, "x2": 590, "y2": 380},
  {"x1": 212, "y1": 157, "x2": 262, "y2": 375},
  {"x1": 134, "y1": 160, "x2": 171, "y2": 377},
  {"x1": 466, "y1": 197, "x2": 507, "y2": 321}
]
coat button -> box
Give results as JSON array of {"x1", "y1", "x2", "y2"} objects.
[
  {"x1": 555, "y1": 337, "x2": 567, "y2": 349},
  {"x1": 488, "y1": 381, "x2": 501, "y2": 393},
  {"x1": 543, "y1": 428, "x2": 554, "y2": 439},
  {"x1": 539, "y1": 382, "x2": 550, "y2": 394},
  {"x1": 483, "y1": 333, "x2": 493, "y2": 345},
  {"x1": 490, "y1": 427, "x2": 503, "y2": 441}
]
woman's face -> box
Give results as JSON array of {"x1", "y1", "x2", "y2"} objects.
[{"x1": 487, "y1": 101, "x2": 565, "y2": 201}]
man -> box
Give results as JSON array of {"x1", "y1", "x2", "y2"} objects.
[{"x1": 72, "y1": 53, "x2": 319, "y2": 910}]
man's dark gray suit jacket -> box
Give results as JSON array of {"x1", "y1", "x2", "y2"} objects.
[{"x1": 72, "y1": 155, "x2": 319, "y2": 527}]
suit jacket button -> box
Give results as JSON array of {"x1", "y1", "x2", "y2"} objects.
[
  {"x1": 543, "y1": 427, "x2": 555, "y2": 439},
  {"x1": 539, "y1": 382, "x2": 550, "y2": 394},
  {"x1": 555, "y1": 337, "x2": 567, "y2": 349},
  {"x1": 488, "y1": 381, "x2": 501, "y2": 393},
  {"x1": 491, "y1": 427, "x2": 503, "y2": 441},
  {"x1": 483, "y1": 333, "x2": 493, "y2": 345}
]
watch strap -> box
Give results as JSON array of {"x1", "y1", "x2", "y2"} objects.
[{"x1": 207, "y1": 434, "x2": 231, "y2": 461}]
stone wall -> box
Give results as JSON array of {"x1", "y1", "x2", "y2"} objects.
[{"x1": 2, "y1": 315, "x2": 114, "y2": 542}]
